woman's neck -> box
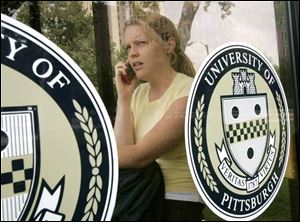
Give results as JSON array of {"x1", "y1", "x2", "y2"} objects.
[{"x1": 148, "y1": 66, "x2": 177, "y2": 101}]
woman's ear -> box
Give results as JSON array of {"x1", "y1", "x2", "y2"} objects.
[{"x1": 166, "y1": 37, "x2": 176, "y2": 54}]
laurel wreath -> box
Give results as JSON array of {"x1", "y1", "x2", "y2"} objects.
[
  {"x1": 276, "y1": 91, "x2": 287, "y2": 168},
  {"x1": 72, "y1": 100, "x2": 103, "y2": 221},
  {"x1": 194, "y1": 95, "x2": 219, "y2": 193}
]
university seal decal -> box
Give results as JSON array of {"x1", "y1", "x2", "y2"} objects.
[
  {"x1": 185, "y1": 43, "x2": 290, "y2": 220},
  {"x1": 1, "y1": 14, "x2": 118, "y2": 221}
]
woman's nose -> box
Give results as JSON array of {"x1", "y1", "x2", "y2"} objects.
[{"x1": 128, "y1": 45, "x2": 138, "y2": 57}]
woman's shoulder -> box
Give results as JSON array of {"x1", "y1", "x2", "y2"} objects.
[
  {"x1": 165, "y1": 73, "x2": 194, "y2": 99},
  {"x1": 175, "y1": 73, "x2": 194, "y2": 88}
]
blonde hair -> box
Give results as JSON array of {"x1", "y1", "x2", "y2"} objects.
[{"x1": 125, "y1": 13, "x2": 195, "y2": 77}]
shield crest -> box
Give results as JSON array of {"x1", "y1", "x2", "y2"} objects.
[
  {"x1": 221, "y1": 94, "x2": 269, "y2": 177},
  {"x1": 1, "y1": 106, "x2": 40, "y2": 221}
]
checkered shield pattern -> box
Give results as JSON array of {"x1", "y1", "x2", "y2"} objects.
[
  {"x1": 221, "y1": 94, "x2": 268, "y2": 177},
  {"x1": 226, "y1": 119, "x2": 268, "y2": 144},
  {"x1": 1, "y1": 107, "x2": 38, "y2": 221}
]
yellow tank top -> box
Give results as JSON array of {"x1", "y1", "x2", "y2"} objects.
[{"x1": 131, "y1": 73, "x2": 198, "y2": 193}]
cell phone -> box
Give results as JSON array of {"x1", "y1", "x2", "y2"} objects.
[{"x1": 126, "y1": 63, "x2": 135, "y2": 81}]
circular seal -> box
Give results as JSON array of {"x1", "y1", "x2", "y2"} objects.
[
  {"x1": 185, "y1": 43, "x2": 290, "y2": 220},
  {"x1": 1, "y1": 14, "x2": 118, "y2": 221}
]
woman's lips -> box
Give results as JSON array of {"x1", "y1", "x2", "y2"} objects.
[{"x1": 133, "y1": 61, "x2": 143, "y2": 71}]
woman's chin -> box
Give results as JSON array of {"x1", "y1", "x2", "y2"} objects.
[{"x1": 135, "y1": 71, "x2": 146, "y2": 81}]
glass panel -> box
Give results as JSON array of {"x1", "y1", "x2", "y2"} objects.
[
  {"x1": 5, "y1": 0, "x2": 298, "y2": 220},
  {"x1": 107, "y1": 1, "x2": 298, "y2": 220}
]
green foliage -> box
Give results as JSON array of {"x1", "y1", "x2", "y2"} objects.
[
  {"x1": 129, "y1": 1, "x2": 160, "y2": 18},
  {"x1": 17, "y1": 1, "x2": 98, "y2": 88},
  {"x1": 203, "y1": 1, "x2": 235, "y2": 19},
  {"x1": 117, "y1": 1, "x2": 160, "y2": 19},
  {"x1": 111, "y1": 42, "x2": 127, "y2": 68},
  {"x1": 15, "y1": 1, "x2": 235, "y2": 91}
]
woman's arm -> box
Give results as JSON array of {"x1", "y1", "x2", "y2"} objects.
[
  {"x1": 114, "y1": 61, "x2": 137, "y2": 146},
  {"x1": 118, "y1": 96, "x2": 188, "y2": 168},
  {"x1": 114, "y1": 98, "x2": 135, "y2": 146}
]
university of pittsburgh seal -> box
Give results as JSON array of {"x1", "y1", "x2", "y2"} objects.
[
  {"x1": 185, "y1": 43, "x2": 290, "y2": 220},
  {"x1": 1, "y1": 14, "x2": 118, "y2": 221}
]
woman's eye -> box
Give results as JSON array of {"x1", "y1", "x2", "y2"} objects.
[{"x1": 137, "y1": 41, "x2": 147, "y2": 46}]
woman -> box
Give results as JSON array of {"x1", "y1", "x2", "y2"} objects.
[{"x1": 114, "y1": 13, "x2": 205, "y2": 220}]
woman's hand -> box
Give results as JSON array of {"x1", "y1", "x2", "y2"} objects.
[{"x1": 115, "y1": 61, "x2": 138, "y2": 101}]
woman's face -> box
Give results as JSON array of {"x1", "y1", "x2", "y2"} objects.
[{"x1": 124, "y1": 25, "x2": 168, "y2": 81}]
